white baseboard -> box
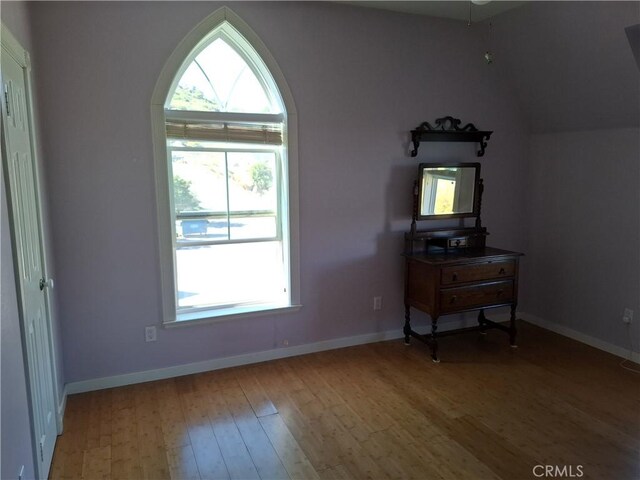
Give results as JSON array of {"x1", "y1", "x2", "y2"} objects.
[
  {"x1": 521, "y1": 313, "x2": 640, "y2": 364},
  {"x1": 65, "y1": 311, "x2": 637, "y2": 395},
  {"x1": 65, "y1": 316, "x2": 478, "y2": 395}
]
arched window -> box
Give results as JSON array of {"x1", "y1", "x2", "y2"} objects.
[{"x1": 151, "y1": 8, "x2": 300, "y2": 324}]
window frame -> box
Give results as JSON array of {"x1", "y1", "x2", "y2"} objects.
[{"x1": 151, "y1": 7, "x2": 300, "y2": 326}]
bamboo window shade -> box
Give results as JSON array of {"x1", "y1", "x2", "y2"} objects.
[{"x1": 166, "y1": 121, "x2": 282, "y2": 145}]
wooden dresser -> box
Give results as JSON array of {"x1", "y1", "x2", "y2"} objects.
[
  {"x1": 403, "y1": 122, "x2": 524, "y2": 362},
  {"x1": 404, "y1": 246, "x2": 523, "y2": 362}
]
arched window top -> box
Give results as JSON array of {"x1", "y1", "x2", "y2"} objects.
[{"x1": 166, "y1": 22, "x2": 283, "y2": 115}]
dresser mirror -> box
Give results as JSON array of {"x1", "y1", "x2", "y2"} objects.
[{"x1": 417, "y1": 162, "x2": 480, "y2": 219}]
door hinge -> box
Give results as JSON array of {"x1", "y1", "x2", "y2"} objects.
[
  {"x1": 4, "y1": 85, "x2": 10, "y2": 117},
  {"x1": 39, "y1": 438, "x2": 44, "y2": 462}
]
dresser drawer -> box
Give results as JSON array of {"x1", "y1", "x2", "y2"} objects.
[
  {"x1": 440, "y1": 281, "x2": 514, "y2": 313},
  {"x1": 441, "y1": 260, "x2": 515, "y2": 285}
]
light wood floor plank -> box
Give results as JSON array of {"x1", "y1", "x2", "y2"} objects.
[
  {"x1": 221, "y1": 385, "x2": 290, "y2": 480},
  {"x1": 166, "y1": 445, "x2": 201, "y2": 480},
  {"x1": 110, "y1": 399, "x2": 142, "y2": 480},
  {"x1": 134, "y1": 383, "x2": 171, "y2": 480},
  {"x1": 154, "y1": 379, "x2": 192, "y2": 450},
  {"x1": 234, "y1": 369, "x2": 279, "y2": 418},
  {"x1": 257, "y1": 362, "x2": 333, "y2": 471},
  {"x1": 180, "y1": 390, "x2": 230, "y2": 480},
  {"x1": 81, "y1": 445, "x2": 111, "y2": 480},
  {"x1": 59, "y1": 394, "x2": 91, "y2": 479},
  {"x1": 203, "y1": 382, "x2": 260, "y2": 480},
  {"x1": 288, "y1": 356, "x2": 344, "y2": 409},
  {"x1": 259, "y1": 413, "x2": 321, "y2": 480},
  {"x1": 317, "y1": 464, "x2": 356, "y2": 480}
]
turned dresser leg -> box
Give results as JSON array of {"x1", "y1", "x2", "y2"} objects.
[
  {"x1": 478, "y1": 309, "x2": 487, "y2": 335},
  {"x1": 431, "y1": 317, "x2": 440, "y2": 363},
  {"x1": 509, "y1": 304, "x2": 518, "y2": 348},
  {"x1": 403, "y1": 304, "x2": 411, "y2": 345}
]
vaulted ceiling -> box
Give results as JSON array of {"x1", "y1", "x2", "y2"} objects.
[
  {"x1": 490, "y1": 1, "x2": 639, "y2": 132},
  {"x1": 344, "y1": 1, "x2": 639, "y2": 133}
]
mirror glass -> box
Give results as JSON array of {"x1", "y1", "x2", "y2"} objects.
[{"x1": 418, "y1": 164, "x2": 479, "y2": 218}]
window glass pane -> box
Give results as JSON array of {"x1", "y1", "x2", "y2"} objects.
[
  {"x1": 227, "y1": 216, "x2": 276, "y2": 240},
  {"x1": 172, "y1": 150, "x2": 228, "y2": 241},
  {"x1": 225, "y1": 68, "x2": 271, "y2": 113},
  {"x1": 168, "y1": 38, "x2": 278, "y2": 114},
  {"x1": 176, "y1": 241, "x2": 286, "y2": 309},
  {"x1": 175, "y1": 216, "x2": 229, "y2": 242},
  {"x1": 169, "y1": 63, "x2": 221, "y2": 111},
  {"x1": 227, "y1": 152, "x2": 278, "y2": 240}
]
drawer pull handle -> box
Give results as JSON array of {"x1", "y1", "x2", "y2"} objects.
[
  {"x1": 450, "y1": 295, "x2": 457, "y2": 304},
  {"x1": 499, "y1": 268, "x2": 506, "y2": 275},
  {"x1": 497, "y1": 290, "x2": 504, "y2": 296},
  {"x1": 452, "y1": 273, "x2": 458, "y2": 281}
]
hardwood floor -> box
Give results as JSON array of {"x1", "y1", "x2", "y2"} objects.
[{"x1": 49, "y1": 322, "x2": 640, "y2": 480}]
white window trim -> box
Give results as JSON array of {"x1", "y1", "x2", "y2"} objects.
[{"x1": 151, "y1": 7, "x2": 300, "y2": 326}]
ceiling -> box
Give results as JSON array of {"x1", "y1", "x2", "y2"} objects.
[{"x1": 341, "y1": 1, "x2": 527, "y2": 22}]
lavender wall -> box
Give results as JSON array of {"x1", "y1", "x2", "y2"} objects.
[
  {"x1": 29, "y1": 1, "x2": 529, "y2": 383},
  {"x1": 489, "y1": 1, "x2": 640, "y2": 351},
  {"x1": 1, "y1": 4, "x2": 36, "y2": 479},
  {"x1": 527, "y1": 129, "x2": 640, "y2": 350}
]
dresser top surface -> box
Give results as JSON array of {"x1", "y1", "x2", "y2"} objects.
[{"x1": 404, "y1": 246, "x2": 523, "y2": 266}]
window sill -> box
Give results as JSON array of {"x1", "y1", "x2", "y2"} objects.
[{"x1": 163, "y1": 303, "x2": 302, "y2": 328}]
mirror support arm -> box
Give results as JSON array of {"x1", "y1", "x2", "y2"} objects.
[{"x1": 475, "y1": 178, "x2": 484, "y2": 229}]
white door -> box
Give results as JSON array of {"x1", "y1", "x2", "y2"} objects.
[{"x1": 1, "y1": 37, "x2": 57, "y2": 478}]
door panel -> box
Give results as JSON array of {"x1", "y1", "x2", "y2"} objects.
[{"x1": 2, "y1": 47, "x2": 57, "y2": 479}]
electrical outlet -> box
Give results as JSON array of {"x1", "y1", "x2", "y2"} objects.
[
  {"x1": 282, "y1": 339, "x2": 289, "y2": 346},
  {"x1": 145, "y1": 326, "x2": 157, "y2": 342},
  {"x1": 623, "y1": 308, "x2": 634, "y2": 324},
  {"x1": 373, "y1": 296, "x2": 382, "y2": 311}
]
